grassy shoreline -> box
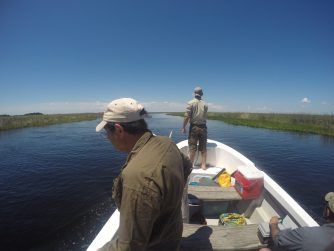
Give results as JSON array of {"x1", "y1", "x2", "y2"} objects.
[
  {"x1": 0, "y1": 113, "x2": 101, "y2": 131},
  {"x1": 1, "y1": 112, "x2": 333, "y2": 137},
  {"x1": 167, "y1": 112, "x2": 334, "y2": 137}
]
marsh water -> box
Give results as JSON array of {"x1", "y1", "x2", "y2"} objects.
[{"x1": 1, "y1": 114, "x2": 333, "y2": 250}]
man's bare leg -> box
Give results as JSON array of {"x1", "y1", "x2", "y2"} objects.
[
  {"x1": 201, "y1": 151, "x2": 207, "y2": 170},
  {"x1": 189, "y1": 150, "x2": 196, "y2": 166}
]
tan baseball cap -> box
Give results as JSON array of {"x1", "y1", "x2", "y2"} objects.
[
  {"x1": 325, "y1": 192, "x2": 334, "y2": 213},
  {"x1": 96, "y1": 98, "x2": 146, "y2": 132}
]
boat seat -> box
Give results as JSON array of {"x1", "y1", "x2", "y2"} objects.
[
  {"x1": 188, "y1": 185, "x2": 242, "y2": 201},
  {"x1": 181, "y1": 223, "x2": 266, "y2": 251}
]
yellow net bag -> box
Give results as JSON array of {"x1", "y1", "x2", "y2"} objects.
[{"x1": 219, "y1": 213, "x2": 246, "y2": 226}]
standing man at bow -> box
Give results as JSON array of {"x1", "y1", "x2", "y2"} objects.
[{"x1": 182, "y1": 86, "x2": 208, "y2": 170}]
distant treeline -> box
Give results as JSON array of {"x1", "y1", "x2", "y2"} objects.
[
  {"x1": 2, "y1": 112, "x2": 333, "y2": 136},
  {"x1": 167, "y1": 112, "x2": 334, "y2": 137},
  {"x1": 0, "y1": 113, "x2": 102, "y2": 131}
]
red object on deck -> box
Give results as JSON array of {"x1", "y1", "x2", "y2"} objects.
[{"x1": 234, "y1": 166, "x2": 264, "y2": 199}]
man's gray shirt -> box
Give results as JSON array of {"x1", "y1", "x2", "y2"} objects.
[{"x1": 275, "y1": 223, "x2": 334, "y2": 251}]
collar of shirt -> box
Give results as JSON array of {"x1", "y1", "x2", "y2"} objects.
[{"x1": 123, "y1": 131, "x2": 153, "y2": 167}]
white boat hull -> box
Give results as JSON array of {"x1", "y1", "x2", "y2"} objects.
[{"x1": 87, "y1": 139, "x2": 318, "y2": 251}]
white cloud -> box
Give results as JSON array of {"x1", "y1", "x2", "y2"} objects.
[
  {"x1": 142, "y1": 101, "x2": 185, "y2": 112},
  {"x1": 143, "y1": 101, "x2": 225, "y2": 112},
  {"x1": 1, "y1": 100, "x2": 225, "y2": 115},
  {"x1": 301, "y1": 97, "x2": 311, "y2": 104},
  {"x1": 2, "y1": 99, "x2": 331, "y2": 115},
  {"x1": 0, "y1": 101, "x2": 108, "y2": 115},
  {"x1": 255, "y1": 106, "x2": 272, "y2": 112},
  {"x1": 206, "y1": 103, "x2": 225, "y2": 112}
]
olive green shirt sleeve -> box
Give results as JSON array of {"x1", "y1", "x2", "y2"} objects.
[
  {"x1": 99, "y1": 182, "x2": 161, "y2": 251},
  {"x1": 185, "y1": 101, "x2": 192, "y2": 118},
  {"x1": 181, "y1": 153, "x2": 192, "y2": 182}
]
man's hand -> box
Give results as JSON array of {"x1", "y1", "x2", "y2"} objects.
[
  {"x1": 269, "y1": 216, "x2": 281, "y2": 242},
  {"x1": 182, "y1": 116, "x2": 189, "y2": 134},
  {"x1": 270, "y1": 216, "x2": 280, "y2": 225}
]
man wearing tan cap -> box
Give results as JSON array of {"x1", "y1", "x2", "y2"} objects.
[
  {"x1": 260, "y1": 192, "x2": 334, "y2": 251},
  {"x1": 181, "y1": 87, "x2": 208, "y2": 170},
  {"x1": 96, "y1": 98, "x2": 192, "y2": 251}
]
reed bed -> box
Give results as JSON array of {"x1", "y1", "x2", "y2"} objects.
[
  {"x1": 167, "y1": 112, "x2": 334, "y2": 137},
  {"x1": 2, "y1": 112, "x2": 333, "y2": 137},
  {"x1": 0, "y1": 113, "x2": 101, "y2": 131}
]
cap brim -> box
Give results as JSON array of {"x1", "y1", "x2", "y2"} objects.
[
  {"x1": 96, "y1": 120, "x2": 107, "y2": 132},
  {"x1": 325, "y1": 192, "x2": 334, "y2": 213},
  {"x1": 325, "y1": 192, "x2": 334, "y2": 202}
]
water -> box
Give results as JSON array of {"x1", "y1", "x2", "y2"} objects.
[{"x1": 1, "y1": 114, "x2": 333, "y2": 250}]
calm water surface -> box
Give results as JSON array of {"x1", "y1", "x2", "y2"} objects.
[{"x1": 1, "y1": 114, "x2": 333, "y2": 250}]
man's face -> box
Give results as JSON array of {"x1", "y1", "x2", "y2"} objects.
[
  {"x1": 323, "y1": 204, "x2": 334, "y2": 222},
  {"x1": 105, "y1": 123, "x2": 126, "y2": 152}
]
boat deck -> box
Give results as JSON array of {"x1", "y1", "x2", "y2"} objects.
[
  {"x1": 188, "y1": 185, "x2": 242, "y2": 201},
  {"x1": 181, "y1": 223, "x2": 266, "y2": 251},
  {"x1": 185, "y1": 184, "x2": 267, "y2": 250}
]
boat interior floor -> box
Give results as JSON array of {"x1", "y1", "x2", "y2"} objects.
[
  {"x1": 181, "y1": 223, "x2": 267, "y2": 251},
  {"x1": 185, "y1": 183, "x2": 268, "y2": 250}
]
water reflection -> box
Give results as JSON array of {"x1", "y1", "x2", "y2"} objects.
[
  {"x1": 321, "y1": 135, "x2": 334, "y2": 145},
  {"x1": 0, "y1": 114, "x2": 333, "y2": 250}
]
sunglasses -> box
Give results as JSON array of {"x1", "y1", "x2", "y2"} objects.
[
  {"x1": 99, "y1": 123, "x2": 116, "y2": 139},
  {"x1": 323, "y1": 203, "x2": 334, "y2": 219},
  {"x1": 104, "y1": 123, "x2": 115, "y2": 132}
]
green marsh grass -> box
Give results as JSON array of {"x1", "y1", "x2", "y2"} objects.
[
  {"x1": 0, "y1": 113, "x2": 101, "y2": 131},
  {"x1": 2, "y1": 112, "x2": 333, "y2": 137},
  {"x1": 167, "y1": 112, "x2": 334, "y2": 137}
]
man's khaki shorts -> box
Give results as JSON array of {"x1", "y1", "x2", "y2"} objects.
[{"x1": 188, "y1": 125, "x2": 207, "y2": 152}]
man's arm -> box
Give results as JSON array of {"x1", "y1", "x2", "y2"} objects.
[
  {"x1": 180, "y1": 152, "x2": 192, "y2": 182},
  {"x1": 182, "y1": 102, "x2": 192, "y2": 134},
  {"x1": 181, "y1": 116, "x2": 190, "y2": 134},
  {"x1": 269, "y1": 216, "x2": 303, "y2": 250},
  {"x1": 98, "y1": 186, "x2": 161, "y2": 251},
  {"x1": 269, "y1": 216, "x2": 280, "y2": 244}
]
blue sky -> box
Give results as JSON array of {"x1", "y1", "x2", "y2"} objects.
[{"x1": 1, "y1": 0, "x2": 333, "y2": 115}]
